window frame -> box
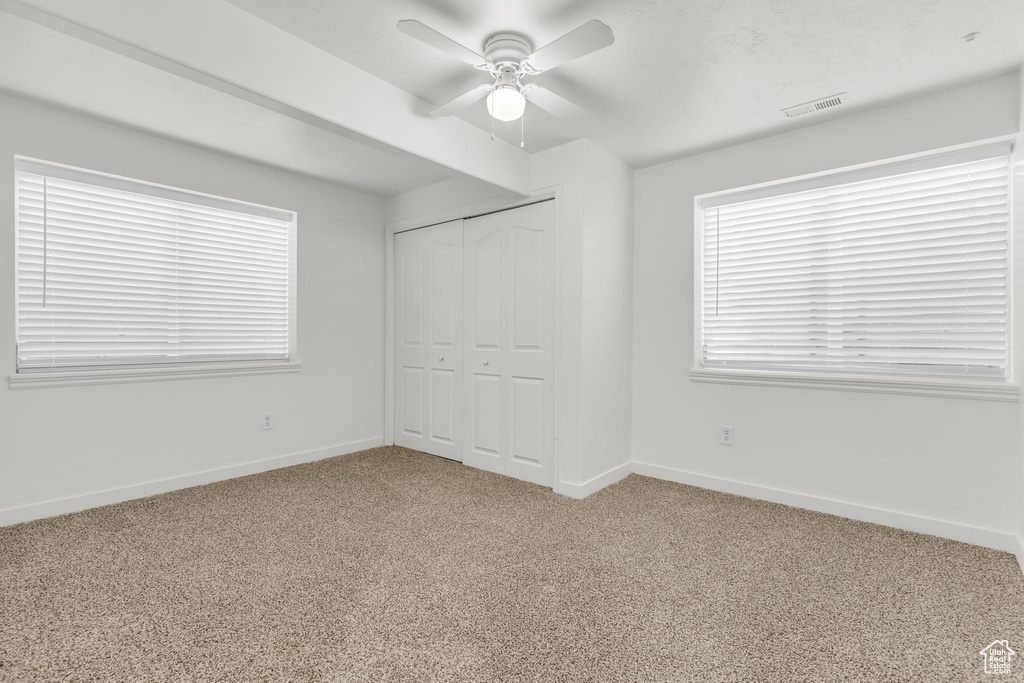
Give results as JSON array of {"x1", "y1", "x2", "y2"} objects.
[
  {"x1": 691, "y1": 139, "x2": 1019, "y2": 403},
  {"x1": 9, "y1": 156, "x2": 300, "y2": 390}
]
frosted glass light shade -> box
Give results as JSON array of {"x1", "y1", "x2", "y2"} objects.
[{"x1": 486, "y1": 86, "x2": 526, "y2": 121}]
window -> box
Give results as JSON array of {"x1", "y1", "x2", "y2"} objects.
[
  {"x1": 15, "y1": 159, "x2": 294, "y2": 375},
  {"x1": 698, "y1": 143, "x2": 1010, "y2": 383}
]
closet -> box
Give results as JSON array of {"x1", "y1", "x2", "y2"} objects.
[{"x1": 394, "y1": 200, "x2": 556, "y2": 487}]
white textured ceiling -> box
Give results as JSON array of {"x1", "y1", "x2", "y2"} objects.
[
  {"x1": 2, "y1": 0, "x2": 535, "y2": 197},
  {"x1": 227, "y1": 0, "x2": 1024, "y2": 167}
]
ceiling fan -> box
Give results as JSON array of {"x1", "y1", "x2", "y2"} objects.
[{"x1": 397, "y1": 18, "x2": 614, "y2": 127}]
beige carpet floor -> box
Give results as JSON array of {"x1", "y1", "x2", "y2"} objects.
[{"x1": 1, "y1": 446, "x2": 1022, "y2": 682}]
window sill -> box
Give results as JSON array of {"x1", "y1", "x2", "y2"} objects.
[
  {"x1": 8, "y1": 360, "x2": 301, "y2": 390},
  {"x1": 689, "y1": 368, "x2": 1018, "y2": 403}
]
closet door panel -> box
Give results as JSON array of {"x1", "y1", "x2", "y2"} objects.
[
  {"x1": 399, "y1": 367, "x2": 424, "y2": 437},
  {"x1": 395, "y1": 240, "x2": 426, "y2": 443},
  {"x1": 510, "y1": 377, "x2": 544, "y2": 465},
  {"x1": 471, "y1": 374, "x2": 502, "y2": 460},
  {"x1": 430, "y1": 368, "x2": 456, "y2": 444},
  {"x1": 471, "y1": 228, "x2": 504, "y2": 351},
  {"x1": 398, "y1": 244, "x2": 425, "y2": 347},
  {"x1": 431, "y1": 242, "x2": 457, "y2": 347},
  {"x1": 504, "y1": 204, "x2": 556, "y2": 486},
  {"x1": 511, "y1": 226, "x2": 545, "y2": 351},
  {"x1": 394, "y1": 221, "x2": 463, "y2": 460},
  {"x1": 463, "y1": 201, "x2": 556, "y2": 486},
  {"x1": 463, "y1": 224, "x2": 505, "y2": 473}
]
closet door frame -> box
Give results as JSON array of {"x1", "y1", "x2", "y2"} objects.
[{"x1": 385, "y1": 188, "x2": 561, "y2": 487}]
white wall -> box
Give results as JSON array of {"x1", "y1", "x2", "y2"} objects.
[
  {"x1": 524, "y1": 139, "x2": 636, "y2": 492},
  {"x1": 0, "y1": 94, "x2": 386, "y2": 523},
  {"x1": 579, "y1": 144, "x2": 635, "y2": 484},
  {"x1": 530, "y1": 143, "x2": 586, "y2": 486},
  {"x1": 632, "y1": 73, "x2": 1022, "y2": 551},
  {"x1": 1016, "y1": 68, "x2": 1024, "y2": 569}
]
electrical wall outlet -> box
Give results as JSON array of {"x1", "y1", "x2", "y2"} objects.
[
  {"x1": 720, "y1": 425, "x2": 734, "y2": 446},
  {"x1": 261, "y1": 412, "x2": 274, "y2": 431}
]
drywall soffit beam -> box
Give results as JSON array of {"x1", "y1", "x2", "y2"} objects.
[{"x1": 2, "y1": 0, "x2": 532, "y2": 197}]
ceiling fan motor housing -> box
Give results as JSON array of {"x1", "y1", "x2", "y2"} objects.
[{"x1": 484, "y1": 32, "x2": 533, "y2": 66}]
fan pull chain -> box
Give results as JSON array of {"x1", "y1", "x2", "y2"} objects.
[{"x1": 491, "y1": 108, "x2": 495, "y2": 141}]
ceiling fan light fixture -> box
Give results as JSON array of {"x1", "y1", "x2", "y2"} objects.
[
  {"x1": 398, "y1": 18, "x2": 614, "y2": 124},
  {"x1": 486, "y1": 85, "x2": 526, "y2": 122}
]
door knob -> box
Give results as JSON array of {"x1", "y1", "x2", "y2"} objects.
[
  {"x1": 483, "y1": 360, "x2": 489, "y2": 366},
  {"x1": 439, "y1": 356, "x2": 445, "y2": 362}
]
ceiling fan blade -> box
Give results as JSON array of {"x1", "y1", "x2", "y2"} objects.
[
  {"x1": 523, "y1": 20, "x2": 613, "y2": 73},
  {"x1": 430, "y1": 83, "x2": 493, "y2": 116},
  {"x1": 523, "y1": 85, "x2": 587, "y2": 121},
  {"x1": 397, "y1": 20, "x2": 490, "y2": 69}
]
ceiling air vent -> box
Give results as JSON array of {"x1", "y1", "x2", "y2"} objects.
[{"x1": 782, "y1": 92, "x2": 848, "y2": 118}]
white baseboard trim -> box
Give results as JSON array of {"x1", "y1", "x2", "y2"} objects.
[
  {"x1": 1015, "y1": 535, "x2": 1024, "y2": 575},
  {"x1": 632, "y1": 461, "x2": 1020, "y2": 555},
  {"x1": 0, "y1": 437, "x2": 385, "y2": 527},
  {"x1": 558, "y1": 461, "x2": 633, "y2": 499}
]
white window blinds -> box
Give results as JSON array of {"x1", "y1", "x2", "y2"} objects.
[
  {"x1": 16, "y1": 160, "x2": 293, "y2": 372},
  {"x1": 700, "y1": 144, "x2": 1010, "y2": 380}
]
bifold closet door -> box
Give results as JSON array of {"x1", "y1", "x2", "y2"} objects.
[
  {"x1": 394, "y1": 220, "x2": 463, "y2": 461},
  {"x1": 463, "y1": 201, "x2": 556, "y2": 487}
]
